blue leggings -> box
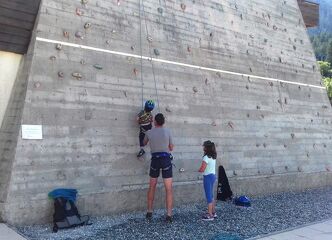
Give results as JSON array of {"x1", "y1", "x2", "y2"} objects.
[{"x1": 203, "y1": 174, "x2": 216, "y2": 204}]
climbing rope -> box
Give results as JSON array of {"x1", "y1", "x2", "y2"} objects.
[
  {"x1": 139, "y1": 0, "x2": 144, "y2": 109},
  {"x1": 139, "y1": 0, "x2": 160, "y2": 112}
]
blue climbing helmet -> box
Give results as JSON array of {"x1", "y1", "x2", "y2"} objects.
[
  {"x1": 234, "y1": 195, "x2": 251, "y2": 207},
  {"x1": 144, "y1": 100, "x2": 155, "y2": 112}
]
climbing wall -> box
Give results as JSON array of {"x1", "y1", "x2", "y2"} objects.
[{"x1": 2, "y1": 0, "x2": 332, "y2": 224}]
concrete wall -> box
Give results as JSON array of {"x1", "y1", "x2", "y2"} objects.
[
  {"x1": 0, "y1": 52, "x2": 22, "y2": 127},
  {"x1": 1, "y1": 0, "x2": 332, "y2": 224}
]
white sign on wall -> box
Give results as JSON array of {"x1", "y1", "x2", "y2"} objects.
[{"x1": 21, "y1": 125, "x2": 43, "y2": 140}]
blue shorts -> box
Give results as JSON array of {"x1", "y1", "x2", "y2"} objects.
[{"x1": 203, "y1": 174, "x2": 216, "y2": 204}]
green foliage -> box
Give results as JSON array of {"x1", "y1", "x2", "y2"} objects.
[
  {"x1": 319, "y1": 61, "x2": 332, "y2": 100},
  {"x1": 323, "y1": 77, "x2": 332, "y2": 98},
  {"x1": 310, "y1": 33, "x2": 332, "y2": 60},
  {"x1": 327, "y1": 41, "x2": 332, "y2": 65},
  {"x1": 318, "y1": 61, "x2": 332, "y2": 77}
]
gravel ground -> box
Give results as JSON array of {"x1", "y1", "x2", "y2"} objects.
[{"x1": 17, "y1": 187, "x2": 332, "y2": 240}]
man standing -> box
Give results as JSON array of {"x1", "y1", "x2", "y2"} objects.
[{"x1": 143, "y1": 113, "x2": 174, "y2": 223}]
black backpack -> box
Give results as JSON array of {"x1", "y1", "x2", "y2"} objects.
[
  {"x1": 217, "y1": 166, "x2": 233, "y2": 201},
  {"x1": 52, "y1": 197, "x2": 90, "y2": 232}
]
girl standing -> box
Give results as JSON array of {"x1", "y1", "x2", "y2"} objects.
[{"x1": 198, "y1": 140, "x2": 217, "y2": 221}]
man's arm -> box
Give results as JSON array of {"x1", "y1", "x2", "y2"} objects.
[{"x1": 168, "y1": 129, "x2": 174, "y2": 151}]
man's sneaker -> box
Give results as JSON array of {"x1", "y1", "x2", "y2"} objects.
[
  {"x1": 146, "y1": 212, "x2": 152, "y2": 220},
  {"x1": 202, "y1": 214, "x2": 214, "y2": 221},
  {"x1": 213, "y1": 212, "x2": 218, "y2": 218},
  {"x1": 137, "y1": 149, "x2": 145, "y2": 158},
  {"x1": 165, "y1": 215, "x2": 173, "y2": 223}
]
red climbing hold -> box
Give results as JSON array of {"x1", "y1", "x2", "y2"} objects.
[
  {"x1": 76, "y1": 8, "x2": 84, "y2": 16},
  {"x1": 133, "y1": 68, "x2": 138, "y2": 76}
]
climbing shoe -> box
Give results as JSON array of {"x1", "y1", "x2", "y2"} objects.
[
  {"x1": 213, "y1": 212, "x2": 218, "y2": 219},
  {"x1": 146, "y1": 212, "x2": 152, "y2": 220},
  {"x1": 202, "y1": 214, "x2": 214, "y2": 221},
  {"x1": 165, "y1": 215, "x2": 173, "y2": 223},
  {"x1": 137, "y1": 149, "x2": 145, "y2": 158}
]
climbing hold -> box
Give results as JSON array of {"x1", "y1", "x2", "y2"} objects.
[
  {"x1": 84, "y1": 22, "x2": 92, "y2": 29},
  {"x1": 293, "y1": 45, "x2": 296, "y2": 50},
  {"x1": 193, "y1": 87, "x2": 198, "y2": 93},
  {"x1": 216, "y1": 72, "x2": 222, "y2": 78},
  {"x1": 157, "y1": 7, "x2": 163, "y2": 14},
  {"x1": 133, "y1": 68, "x2": 138, "y2": 76},
  {"x1": 106, "y1": 40, "x2": 111, "y2": 45},
  {"x1": 153, "y1": 49, "x2": 160, "y2": 56},
  {"x1": 273, "y1": 25, "x2": 278, "y2": 30},
  {"x1": 63, "y1": 30, "x2": 69, "y2": 38},
  {"x1": 240, "y1": 13, "x2": 243, "y2": 20},
  {"x1": 322, "y1": 105, "x2": 328, "y2": 109},
  {"x1": 317, "y1": 112, "x2": 320, "y2": 117},
  {"x1": 131, "y1": 45, "x2": 135, "y2": 51},
  {"x1": 93, "y1": 64, "x2": 103, "y2": 70},
  {"x1": 72, "y1": 72, "x2": 83, "y2": 79},
  {"x1": 209, "y1": 32, "x2": 213, "y2": 38},
  {"x1": 75, "y1": 31, "x2": 84, "y2": 39},
  {"x1": 271, "y1": 169, "x2": 275, "y2": 174},
  {"x1": 58, "y1": 71, "x2": 64, "y2": 78},
  {"x1": 211, "y1": 121, "x2": 217, "y2": 127},
  {"x1": 147, "y1": 35, "x2": 153, "y2": 42},
  {"x1": 117, "y1": 0, "x2": 121, "y2": 6},
  {"x1": 298, "y1": 166, "x2": 302, "y2": 172},
  {"x1": 111, "y1": 29, "x2": 116, "y2": 33},
  {"x1": 247, "y1": 76, "x2": 252, "y2": 82},
  {"x1": 284, "y1": 98, "x2": 288, "y2": 104},
  {"x1": 246, "y1": 85, "x2": 249, "y2": 90},
  {"x1": 280, "y1": 82, "x2": 284, "y2": 87},
  {"x1": 205, "y1": 78, "x2": 208, "y2": 85},
  {"x1": 256, "y1": 105, "x2": 261, "y2": 110},
  {"x1": 277, "y1": 99, "x2": 282, "y2": 104},
  {"x1": 126, "y1": 56, "x2": 133, "y2": 62},
  {"x1": 310, "y1": 119, "x2": 313, "y2": 123},
  {"x1": 308, "y1": 93, "x2": 311, "y2": 98},
  {"x1": 291, "y1": 133, "x2": 295, "y2": 139},
  {"x1": 261, "y1": 114, "x2": 265, "y2": 119},
  {"x1": 324, "y1": 144, "x2": 327, "y2": 148},
  {"x1": 269, "y1": 82, "x2": 273, "y2": 87},
  {"x1": 34, "y1": 82, "x2": 41, "y2": 88},
  {"x1": 278, "y1": 57, "x2": 282, "y2": 63},
  {"x1": 306, "y1": 152, "x2": 310, "y2": 158},
  {"x1": 76, "y1": 8, "x2": 84, "y2": 16},
  {"x1": 263, "y1": 143, "x2": 267, "y2": 148},
  {"x1": 256, "y1": 143, "x2": 260, "y2": 147},
  {"x1": 80, "y1": 59, "x2": 86, "y2": 65},
  {"x1": 264, "y1": 38, "x2": 268, "y2": 43},
  {"x1": 123, "y1": 91, "x2": 127, "y2": 97},
  {"x1": 56, "y1": 44, "x2": 62, "y2": 50},
  {"x1": 249, "y1": 67, "x2": 252, "y2": 72},
  {"x1": 249, "y1": 34, "x2": 254, "y2": 39},
  {"x1": 327, "y1": 166, "x2": 331, "y2": 172},
  {"x1": 165, "y1": 107, "x2": 171, "y2": 113},
  {"x1": 50, "y1": 56, "x2": 56, "y2": 61},
  {"x1": 284, "y1": 144, "x2": 287, "y2": 148},
  {"x1": 187, "y1": 46, "x2": 191, "y2": 52},
  {"x1": 298, "y1": 85, "x2": 301, "y2": 90},
  {"x1": 81, "y1": 0, "x2": 88, "y2": 4},
  {"x1": 228, "y1": 121, "x2": 234, "y2": 129},
  {"x1": 233, "y1": 170, "x2": 237, "y2": 176},
  {"x1": 313, "y1": 143, "x2": 316, "y2": 149},
  {"x1": 247, "y1": 113, "x2": 250, "y2": 118},
  {"x1": 180, "y1": 3, "x2": 186, "y2": 11}
]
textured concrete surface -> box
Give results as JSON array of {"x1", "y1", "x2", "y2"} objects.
[
  {"x1": 0, "y1": 0, "x2": 332, "y2": 224},
  {"x1": 0, "y1": 224, "x2": 26, "y2": 240},
  {"x1": 257, "y1": 219, "x2": 332, "y2": 240}
]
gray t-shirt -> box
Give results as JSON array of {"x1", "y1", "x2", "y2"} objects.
[{"x1": 144, "y1": 127, "x2": 173, "y2": 153}]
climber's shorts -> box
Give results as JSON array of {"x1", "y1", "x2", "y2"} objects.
[{"x1": 149, "y1": 153, "x2": 173, "y2": 179}]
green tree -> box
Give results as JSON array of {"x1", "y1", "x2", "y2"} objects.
[
  {"x1": 323, "y1": 77, "x2": 332, "y2": 99},
  {"x1": 318, "y1": 61, "x2": 331, "y2": 77},
  {"x1": 327, "y1": 41, "x2": 332, "y2": 66}
]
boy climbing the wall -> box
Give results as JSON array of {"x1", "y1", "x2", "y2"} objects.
[{"x1": 137, "y1": 100, "x2": 155, "y2": 158}]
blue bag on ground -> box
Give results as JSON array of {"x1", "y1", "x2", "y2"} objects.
[
  {"x1": 234, "y1": 195, "x2": 251, "y2": 207},
  {"x1": 48, "y1": 189, "x2": 90, "y2": 232}
]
